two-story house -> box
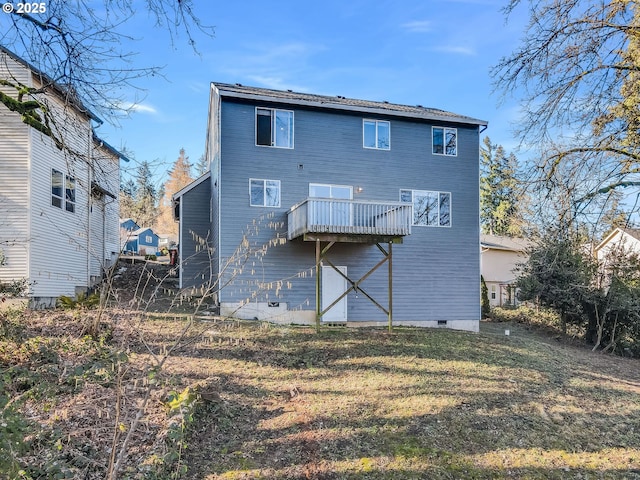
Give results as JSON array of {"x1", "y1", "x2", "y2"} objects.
[
  {"x1": 174, "y1": 83, "x2": 487, "y2": 331},
  {"x1": 0, "y1": 46, "x2": 127, "y2": 307}
]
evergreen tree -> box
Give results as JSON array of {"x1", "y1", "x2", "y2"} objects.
[
  {"x1": 155, "y1": 149, "x2": 194, "y2": 235},
  {"x1": 194, "y1": 153, "x2": 209, "y2": 177},
  {"x1": 132, "y1": 160, "x2": 160, "y2": 228},
  {"x1": 480, "y1": 136, "x2": 525, "y2": 237},
  {"x1": 119, "y1": 178, "x2": 137, "y2": 220}
]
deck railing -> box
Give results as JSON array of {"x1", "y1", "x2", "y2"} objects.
[{"x1": 287, "y1": 198, "x2": 412, "y2": 240}]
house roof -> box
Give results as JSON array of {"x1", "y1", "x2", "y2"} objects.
[
  {"x1": 93, "y1": 132, "x2": 131, "y2": 162},
  {"x1": 0, "y1": 45, "x2": 101, "y2": 123},
  {"x1": 595, "y1": 227, "x2": 640, "y2": 252},
  {"x1": 212, "y1": 82, "x2": 488, "y2": 127},
  {"x1": 131, "y1": 227, "x2": 157, "y2": 236},
  {"x1": 172, "y1": 171, "x2": 211, "y2": 200},
  {"x1": 480, "y1": 234, "x2": 530, "y2": 252}
]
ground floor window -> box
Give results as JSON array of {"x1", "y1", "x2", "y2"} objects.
[{"x1": 250, "y1": 178, "x2": 281, "y2": 207}]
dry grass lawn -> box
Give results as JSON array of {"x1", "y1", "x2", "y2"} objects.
[
  {"x1": 157, "y1": 317, "x2": 640, "y2": 479},
  {"x1": 2, "y1": 305, "x2": 639, "y2": 479}
]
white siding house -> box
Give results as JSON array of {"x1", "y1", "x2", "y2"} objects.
[
  {"x1": 480, "y1": 234, "x2": 530, "y2": 307},
  {"x1": 595, "y1": 228, "x2": 640, "y2": 262},
  {"x1": 0, "y1": 46, "x2": 127, "y2": 306}
]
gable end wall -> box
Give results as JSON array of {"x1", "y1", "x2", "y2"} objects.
[{"x1": 216, "y1": 98, "x2": 480, "y2": 327}]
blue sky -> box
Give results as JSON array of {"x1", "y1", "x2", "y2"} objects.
[{"x1": 97, "y1": 0, "x2": 530, "y2": 184}]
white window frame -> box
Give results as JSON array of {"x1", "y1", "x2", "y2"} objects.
[
  {"x1": 363, "y1": 119, "x2": 390, "y2": 150},
  {"x1": 249, "y1": 178, "x2": 281, "y2": 207},
  {"x1": 255, "y1": 107, "x2": 294, "y2": 149},
  {"x1": 432, "y1": 126, "x2": 457, "y2": 156},
  {"x1": 51, "y1": 169, "x2": 63, "y2": 209},
  {"x1": 52, "y1": 169, "x2": 76, "y2": 213},
  {"x1": 400, "y1": 189, "x2": 452, "y2": 227},
  {"x1": 65, "y1": 174, "x2": 76, "y2": 213}
]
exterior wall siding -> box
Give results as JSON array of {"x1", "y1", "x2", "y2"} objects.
[
  {"x1": 0, "y1": 57, "x2": 31, "y2": 288},
  {"x1": 208, "y1": 88, "x2": 221, "y2": 291},
  {"x1": 28, "y1": 123, "x2": 92, "y2": 300},
  {"x1": 1, "y1": 49, "x2": 123, "y2": 304},
  {"x1": 216, "y1": 98, "x2": 481, "y2": 326},
  {"x1": 90, "y1": 148, "x2": 121, "y2": 280},
  {"x1": 179, "y1": 176, "x2": 212, "y2": 292}
]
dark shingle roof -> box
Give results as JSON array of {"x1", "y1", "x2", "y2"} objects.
[{"x1": 213, "y1": 82, "x2": 487, "y2": 127}]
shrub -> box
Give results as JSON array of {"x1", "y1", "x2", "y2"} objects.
[
  {"x1": 0, "y1": 278, "x2": 29, "y2": 297},
  {"x1": 56, "y1": 292, "x2": 100, "y2": 310}
]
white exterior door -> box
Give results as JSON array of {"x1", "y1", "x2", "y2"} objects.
[{"x1": 322, "y1": 265, "x2": 347, "y2": 322}]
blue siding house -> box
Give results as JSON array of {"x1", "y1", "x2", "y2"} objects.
[
  {"x1": 123, "y1": 227, "x2": 160, "y2": 255},
  {"x1": 120, "y1": 218, "x2": 140, "y2": 233},
  {"x1": 175, "y1": 83, "x2": 487, "y2": 331}
]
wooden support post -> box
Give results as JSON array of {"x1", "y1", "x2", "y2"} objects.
[
  {"x1": 388, "y1": 241, "x2": 393, "y2": 332},
  {"x1": 315, "y1": 239, "x2": 321, "y2": 330}
]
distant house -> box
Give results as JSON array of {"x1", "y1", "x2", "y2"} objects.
[
  {"x1": 157, "y1": 234, "x2": 178, "y2": 250},
  {"x1": 0, "y1": 46, "x2": 128, "y2": 307},
  {"x1": 595, "y1": 227, "x2": 640, "y2": 262},
  {"x1": 123, "y1": 227, "x2": 160, "y2": 255},
  {"x1": 174, "y1": 83, "x2": 487, "y2": 331},
  {"x1": 481, "y1": 234, "x2": 530, "y2": 307},
  {"x1": 120, "y1": 218, "x2": 140, "y2": 232}
]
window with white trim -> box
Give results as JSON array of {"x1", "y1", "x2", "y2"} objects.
[
  {"x1": 145, "y1": 235, "x2": 152, "y2": 243},
  {"x1": 432, "y1": 126, "x2": 457, "y2": 156},
  {"x1": 250, "y1": 179, "x2": 281, "y2": 207},
  {"x1": 256, "y1": 108, "x2": 294, "y2": 148},
  {"x1": 363, "y1": 119, "x2": 390, "y2": 150},
  {"x1": 52, "y1": 169, "x2": 76, "y2": 213},
  {"x1": 65, "y1": 175, "x2": 76, "y2": 213},
  {"x1": 51, "y1": 169, "x2": 63, "y2": 208},
  {"x1": 400, "y1": 189, "x2": 451, "y2": 227}
]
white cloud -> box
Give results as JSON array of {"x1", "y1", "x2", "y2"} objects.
[
  {"x1": 119, "y1": 102, "x2": 158, "y2": 114},
  {"x1": 432, "y1": 45, "x2": 476, "y2": 56},
  {"x1": 401, "y1": 20, "x2": 433, "y2": 33}
]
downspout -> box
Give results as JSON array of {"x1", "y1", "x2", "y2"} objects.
[{"x1": 87, "y1": 126, "x2": 92, "y2": 290}]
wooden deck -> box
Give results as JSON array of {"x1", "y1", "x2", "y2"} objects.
[{"x1": 287, "y1": 198, "x2": 412, "y2": 243}]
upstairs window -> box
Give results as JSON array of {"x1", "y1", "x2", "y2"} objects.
[
  {"x1": 363, "y1": 119, "x2": 390, "y2": 150},
  {"x1": 51, "y1": 169, "x2": 63, "y2": 208},
  {"x1": 250, "y1": 178, "x2": 281, "y2": 207},
  {"x1": 256, "y1": 108, "x2": 294, "y2": 148},
  {"x1": 432, "y1": 127, "x2": 457, "y2": 156},
  {"x1": 400, "y1": 189, "x2": 451, "y2": 227},
  {"x1": 65, "y1": 175, "x2": 76, "y2": 213},
  {"x1": 52, "y1": 169, "x2": 76, "y2": 213}
]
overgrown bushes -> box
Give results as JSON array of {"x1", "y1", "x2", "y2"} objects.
[{"x1": 515, "y1": 234, "x2": 640, "y2": 356}]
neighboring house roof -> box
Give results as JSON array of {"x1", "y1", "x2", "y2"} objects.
[
  {"x1": 595, "y1": 227, "x2": 640, "y2": 253},
  {"x1": 212, "y1": 82, "x2": 488, "y2": 127},
  {"x1": 480, "y1": 234, "x2": 530, "y2": 252},
  {"x1": 131, "y1": 227, "x2": 157, "y2": 237},
  {"x1": 120, "y1": 218, "x2": 140, "y2": 229},
  {"x1": 93, "y1": 132, "x2": 131, "y2": 162},
  {"x1": 0, "y1": 44, "x2": 101, "y2": 123},
  {"x1": 172, "y1": 171, "x2": 211, "y2": 200},
  {"x1": 1, "y1": 46, "x2": 129, "y2": 163}
]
